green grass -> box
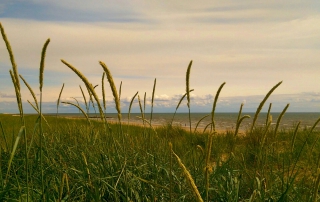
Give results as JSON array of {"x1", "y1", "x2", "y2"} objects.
[
  {"x1": 1, "y1": 22, "x2": 320, "y2": 201},
  {"x1": 0, "y1": 114, "x2": 320, "y2": 201}
]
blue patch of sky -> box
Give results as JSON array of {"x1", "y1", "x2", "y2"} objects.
[
  {"x1": 0, "y1": 62, "x2": 68, "y2": 89},
  {"x1": 15, "y1": 67, "x2": 68, "y2": 87},
  {"x1": 0, "y1": 2, "x2": 145, "y2": 23}
]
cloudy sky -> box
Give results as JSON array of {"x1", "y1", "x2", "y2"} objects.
[{"x1": 0, "y1": 0, "x2": 320, "y2": 113}]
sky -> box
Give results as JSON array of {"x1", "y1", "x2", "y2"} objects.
[{"x1": 0, "y1": 0, "x2": 320, "y2": 113}]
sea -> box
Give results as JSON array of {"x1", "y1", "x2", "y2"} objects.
[{"x1": 55, "y1": 112, "x2": 320, "y2": 132}]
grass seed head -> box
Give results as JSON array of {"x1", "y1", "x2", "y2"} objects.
[
  {"x1": 186, "y1": 60, "x2": 192, "y2": 108},
  {"x1": 40, "y1": 38, "x2": 50, "y2": 92},
  {"x1": 1, "y1": 23, "x2": 20, "y2": 91},
  {"x1": 99, "y1": 61, "x2": 121, "y2": 120},
  {"x1": 61, "y1": 59, "x2": 105, "y2": 121}
]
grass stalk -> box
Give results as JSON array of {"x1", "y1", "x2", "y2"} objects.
[
  {"x1": 169, "y1": 142, "x2": 203, "y2": 202},
  {"x1": 27, "y1": 100, "x2": 50, "y2": 128},
  {"x1": 250, "y1": 81, "x2": 282, "y2": 134},
  {"x1": 186, "y1": 60, "x2": 193, "y2": 133},
  {"x1": 61, "y1": 60, "x2": 105, "y2": 121},
  {"x1": 4, "y1": 24, "x2": 29, "y2": 199},
  {"x1": 150, "y1": 79, "x2": 156, "y2": 125},
  {"x1": 56, "y1": 83, "x2": 65, "y2": 117},
  {"x1": 211, "y1": 82, "x2": 226, "y2": 132},
  {"x1": 236, "y1": 103, "x2": 244, "y2": 126},
  {"x1": 266, "y1": 103, "x2": 272, "y2": 126},
  {"x1": 0, "y1": 23, "x2": 20, "y2": 90},
  {"x1": 274, "y1": 103, "x2": 290, "y2": 138},
  {"x1": 137, "y1": 95, "x2": 145, "y2": 127},
  {"x1": 291, "y1": 121, "x2": 301, "y2": 153},
  {"x1": 0, "y1": 121, "x2": 8, "y2": 152},
  {"x1": 9, "y1": 70, "x2": 23, "y2": 118},
  {"x1": 3, "y1": 28, "x2": 29, "y2": 199},
  {"x1": 61, "y1": 101, "x2": 91, "y2": 126},
  {"x1": 170, "y1": 89, "x2": 194, "y2": 126},
  {"x1": 99, "y1": 61, "x2": 121, "y2": 121},
  {"x1": 205, "y1": 133, "x2": 214, "y2": 202},
  {"x1": 4, "y1": 126, "x2": 24, "y2": 185},
  {"x1": 119, "y1": 81, "x2": 122, "y2": 100},
  {"x1": 39, "y1": 38, "x2": 50, "y2": 201},
  {"x1": 235, "y1": 115, "x2": 250, "y2": 137},
  {"x1": 19, "y1": 74, "x2": 39, "y2": 110},
  {"x1": 102, "y1": 72, "x2": 106, "y2": 111},
  {"x1": 79, "y1": 85, "x2": 89, "y2": 114},
  {"x1": 194, "y1": 114, "x2": 210, "y2": 133},
  {"x1": 39, "y1": 39, "x2": 50, "y2": 92},
  {"x1": 127, "y1": 91, "x2": 138, "y2": 133}
]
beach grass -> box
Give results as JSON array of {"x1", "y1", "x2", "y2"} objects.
[
  {"x1": 1, "y1": 22, "x2": 320, "y2": 201},
  {"x1": 1, "y1": 114, "x2": 320, "y2": 201}
]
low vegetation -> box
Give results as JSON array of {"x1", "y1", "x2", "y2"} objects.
[{"x1": 1, "y1": 22, "x2": 320, "y2": 201}]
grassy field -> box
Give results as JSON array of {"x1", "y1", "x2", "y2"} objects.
[
  {"x1": 1, "y1": 22, "x2": 320, "y2": 201},
  {"x1": 1, "y1": 113, "x2": 320, "y2": 201}
]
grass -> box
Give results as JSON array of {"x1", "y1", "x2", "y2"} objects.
[
  {"x1": 1, "y1": 22, "x2": 320, "y2": 201},
  {"x1": 1, "y1": 114, "x2": 320, "y2": 201}
]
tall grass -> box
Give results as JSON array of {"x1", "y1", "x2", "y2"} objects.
[{"x1": 1, "y1": 22, "x2": 320, "y2": 201}]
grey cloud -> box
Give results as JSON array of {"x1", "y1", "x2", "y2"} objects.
[{"x1": 0, "y1": 1, "x2": 320, "y2": 113}]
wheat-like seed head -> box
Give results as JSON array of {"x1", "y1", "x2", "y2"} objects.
[
  {"x1": 170, "y1": 144, "x2": 203, "y2": 202},
  {"x1": 1, "y1": 23, "x2": 20, "y2": 91},
  {"x1": 9, "y1": 70, "x2": 22, "y2": 118},
  {"x1": 211, "y1": 82, "x2": 226, "y2": 131},
  {"x1": 150, "y1": 78, "x2": 157, "y2": 124},
  {"x1": 128, "y1": 91, "x2": 138, "y2": 121},
  {"x1": 99, "y1": 61, "x2": 121, "y2": 120},
  {"x1": 57, "y1": 83, "x2": 65, "y2": 108},
  {"x1": 19, "y1": 74, "x2": 39, "y2": 110},
  {"x1": 102, "y1": 72, "x2": 106, "y2": 111},
  {"x1": 143, "y1": 92, "x2": 146, "y2": 112},
  {"x1": 119, "y1": 81, "x2": 122, "y2": 100},
  {"x1": 186, "y1": 60, "x2": 192, "y2": 108},
  {"x1": 39, "y1": 38, "x2": 50, "y2": 92},
  {"x1": 151, "y1": 79, "x2": 156, "y2": 107},
  {"x1": 61, "y1": 59, "x2": 105, "y2": 121},
  {"x1": 236, "y1": 103, "x2": 244, "y2": 124}
]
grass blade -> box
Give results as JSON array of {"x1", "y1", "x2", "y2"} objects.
[{"x1": 5, "y1": 126, "x2": 24, "y2": 185}]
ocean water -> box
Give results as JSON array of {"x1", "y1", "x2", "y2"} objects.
[{"x1": 57, "y1": 112, "x2": 320, "y2": 131}]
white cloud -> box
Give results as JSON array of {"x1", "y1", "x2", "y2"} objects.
[{"x1": 1, "y1": 1, "x2": 320, "y2": 113}]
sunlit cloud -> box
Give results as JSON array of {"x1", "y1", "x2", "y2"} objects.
[{"x1": 0, "y1": 1, "x2": 320, "y2": 112}]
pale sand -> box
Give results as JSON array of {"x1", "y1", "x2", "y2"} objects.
[{"x1": 103, "y1": 119, "x2": 246, "y2": 135}]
